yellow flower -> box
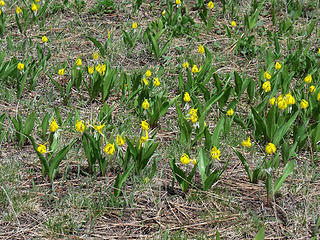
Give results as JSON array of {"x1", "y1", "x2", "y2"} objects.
[
  {"x1": 76, "y1": 58, "x2": 82, "y2": 66},
  {"x1": 227, "y1": 108, "x2": 234, "y2": 116},
  {"x1": 132, "y1": 22, "x2": 137, "y2": 29},
  {"x1": 304, "y1": 75, "x2": 312, "y2": 84},
  {"x1": 41, "y1": 36, "x2": 48, "y2": 43},
  {"x1": 262, "y1": 81, "x2": 271, "y2": 93},
  {"x1": 49, "y1": 118, "x2": 59, "y2": 133},
  {"x1": 142, "y1": 77, "x2": 149, "y2": 85},
  {"x1": 300, "y1": 99, "x2": 309, "y2": 109},
  {"x1": 264, "y1": 71, "x2": 271, "y2": 80},
  {"x1": 58, "y1": 68, "x2": 65, "y2": 76},
  {"x1": 75, "y1": 120, "x2": 85, "y2": 133},
  {"x1": 145, "y1": 70, "x2": 152, "y2": 77},
  {"x1": 142, "y1": 99, "x2": 149, "y2": 110},
  {"x1": 319, "y1": 48, "x2": 320, "y2": 55},
  {"x1": 139, "y1": 130, "x2": 149, "y2": 148},
  {"x1": 92, "y1": 52, "x2": 99, "y2": 60},
  {"x1": 153, "y1": 78, "x2": 160, "y2": 87},
  {"x1": 31, "y1": 3, "x2": 38, "y2": 12},
  {"x1": 162, "y1": 10, "x2": 166, "y2": 15},
  {"x1": 242, "y1": 137, "x2": 252, "y2": 148},
  {"x1": 265, "y1": 143, "x2": 276, "y2": 154},
  {"x1": 140, "y1": 120, "x2": 150, "y2": 131},
  {"x1": 192, "y1": 159, "x2": 197, "y2": 165},
  {"x1": 17, "y1": 63, "x2": 24, "y2": 71},
  {"x1": 176, "y1": 0, "x2": 181, "y2": 5},
  {"x1": 189, "y1": 108, "x2": 198, "y2": 116},
  {"x1": 285, "y1": 92, "x2": 295, "y2": 105},
  {"x1": 107, "y1": 30, "x2": 110, "y2": 39},
  {"x1": 188, "y1": 114, "x2": 198, "y2": 123},
  {"x1": 116, "y1": 134, "x2": 125, "y2": 146},
  {"x1": 16, "y1": 6, "x2": 22, "y2": 14},
  {"x1": 0, "y1": 9, "x2": 1, "y2": 15},
  {"x1": 317, "y1": 92, "x2": 320, "y2": 101},
  {"x1": 104, "y1": 142, "x2": 115, "y2": 155},
  {"x1": 275, "y1": 62, "x2": 282, "y2": 70},
  {"x1": 231, "y1": 21, "x2": 237, "y2": 27},
  {"x1": 210, "y1": 146, "x2": 221, "y2": 160},
  {"x1": 88, "y1": 66, "x2": 94, "y2": 75},
  {"x1": 191, "y1": 64, "x2": 200, "y2": 73},
  {"x1": 309, "y1": 85, "x2": 316, "y2": 94},
  {"x1": 183, "y1": 92, "x2": 191, "y2": 102},
  {"x1": 0, "y1": 0, "x2": 5, "y2": 6},
  {"x1": 183, "y1": 61, "x2": 189, "y2": 69},
  {"x1": 93, "y1": 123, "x2": 105, "y2": 134},
  {"x1": 208, "y1": 1, "x2": 214, "y2": 9},
  {"x1": 269, "y1": 97, "x2": 276, "y2": 106},
  {"x1": 37, "y1": 143, "x2": 47, "y2": 154},
  {"x1": 277, "y1": 99, "x2": 287, "y2": 110},
  {"x1": 180, "y1": 153, "x2": 190, "y2": 165},
  {"x1": 198, "y1": 44, "x2": 205, "y2": 54}
]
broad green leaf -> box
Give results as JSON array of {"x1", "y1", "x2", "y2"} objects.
[
  {"x1": 114, "y1": 164, "x2": 134, "y2": 197},
  {"x1": 274, "y1": 160, "x2": 294, "y2": 193}
]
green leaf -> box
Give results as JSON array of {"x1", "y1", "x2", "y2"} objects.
[
  {"x1": 273, "y1": 111, "x2": 298, "y2": 145},
  {"x1": 114, "y1": 164, "x2": 134, "y2": 197},
  {"x1": 87, "y1": 35, "x2": 105, "y2": 57},
  {"x1": 254, "y1": 227, "x2": 265, "y2": 240},
  {"x1": 233, "y1": 148, "x2": 252, "y2": 182},
  {"x1": 212, "y1": 117, "x2": 225, "y2": 148},
  {"x1": 48, "y1": 140, "x2": 76, "y2": 182},
  {"x1": 273, "y1": 160, "x2": 294, "y2": 193},
  {"x1": 197, "y1": 148, "x2": 208, "y2": 184}
]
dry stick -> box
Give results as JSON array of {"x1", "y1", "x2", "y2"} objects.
[{"x1": 1, "y1": 186, "x2": 20, "y2": 226}]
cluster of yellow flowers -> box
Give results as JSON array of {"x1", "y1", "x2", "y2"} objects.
[{"x1": 269, "y1": 92, "x2": 295, "y2": 110}]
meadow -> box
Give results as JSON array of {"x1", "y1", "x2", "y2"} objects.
[{"x1": 0, "y1": 0, "x2": 320, "y2": 239}]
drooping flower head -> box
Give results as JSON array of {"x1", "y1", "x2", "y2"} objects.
[
  {"x1": 262, "y1": 81, "x2": 271, "y2": 92},
  {"x1": 49, "y1": 118, "x2": 59, "y2": 133},
  {"x1": 104, "y1": 142, "x2": 115, "y2": 155},
  {"x1": 198, "y1": 45, "x2": 205, "y2": 54},
  {"x1": 183, "y1": 92, "x2": 191, "y2": 102},
  {"x1": 41, "y1": 36, "x2": 48, "y2": 43},
  {"x1": 93, "y1": 123, "x2": 105, "y2": 134},
  {"x1": 17, "y1": 63, "x2": 24, "y2": 71},
  {"x1": 265, "y1": 143, "x2": 276, "y2": 154},
  {"x1": 304, "y1": 75, "x2": 312, "y2": 84},
  {"x1": 116, "y1": 134, "x2": 125, "y2": 146},
  {"x1": 242, "y1": 137, "x2": 252, "y2": 148},
  {"x1": 227, "y1": 108, "x2": 234, "y2": 116},
  {"x1": 275, "y1": 62, "x2": 282, "y2": 70},
  {"x1": 264, "y1": 71, "x2": 271, "y2": 80},
  {"x1": 140, "y1": 120, "x2": 149, "y2": 131},
  {"x1": 142, "y1": 99, "x2": 149, "y2": 110},
  {"x1": 211, "y1": 146, "x2": 221, "y2": 160},
  {"x1": 300, "y1": 99, "x2": 309, "y2": 109},
  {"x1": 208, "y1": 1, "x2": 214, "y2": 9},
  {"x1": 37, "y1": 143, "x2": 47, "y2": 154},
  {"x1": 75, "y1": 120, "x2": 85, "y2": 133},
  {"x1": 153, "y1": 78, "x2": 160, "y2": 87},
  {"x1": 180, "y1": 153, "x2": 190, "y2": 165},
  {"x1": 58, "y1": 68, "x2": 65, "y2": 76}
]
